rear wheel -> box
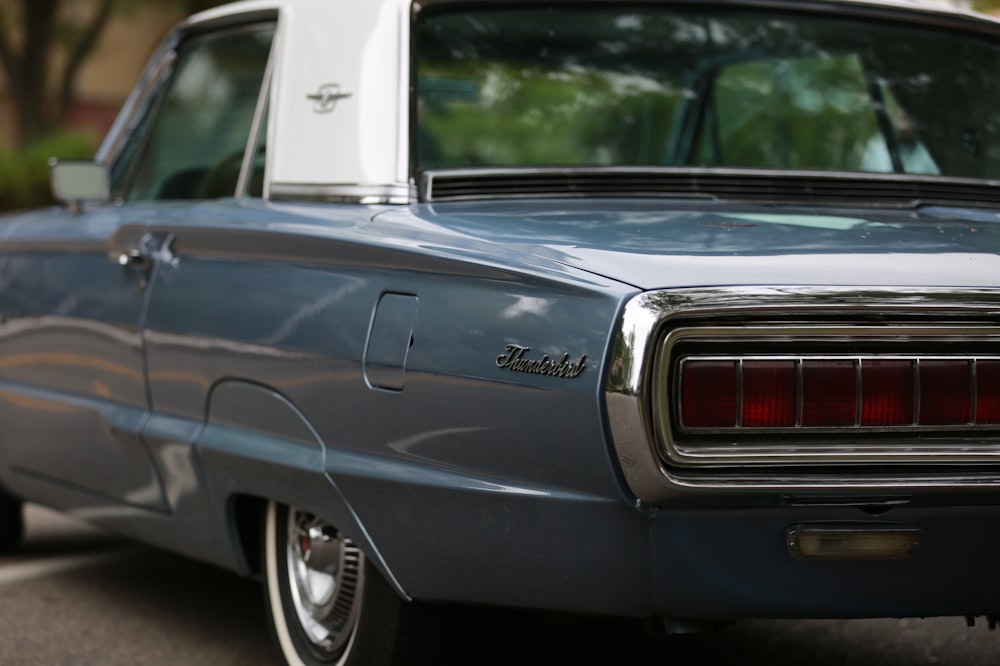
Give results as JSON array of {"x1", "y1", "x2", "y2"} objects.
[
  {"x1": 263, "y1": 501, "x2": 436, "y2": 666},
  {"x1": 0, "y1": 490, "x2": 23, "y2": 552}
]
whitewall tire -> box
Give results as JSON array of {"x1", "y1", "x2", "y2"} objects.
[{"x1": 263, "y1": 501, "x2": 436, "y2": 666}]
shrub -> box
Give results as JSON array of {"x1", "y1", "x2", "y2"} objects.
[{"x1": 0, "y1": 131, "x2": 98, "y2": 212}]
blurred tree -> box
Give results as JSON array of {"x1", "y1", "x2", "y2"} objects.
[{"x1": 0, "y1": 0, "x2": 227, "y2": 147}]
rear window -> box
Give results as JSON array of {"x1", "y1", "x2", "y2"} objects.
[{"x1": 415, "y1": 6, "x2": 1000, "y2": 179}]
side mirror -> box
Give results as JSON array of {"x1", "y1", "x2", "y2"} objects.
[{"x1": 49, "y1": 159, "x2": 109, "y2": 209}]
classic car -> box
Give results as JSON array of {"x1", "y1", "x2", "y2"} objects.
[{"x1": 2, "y1": 0, "x2": 1000, "y2": 663}]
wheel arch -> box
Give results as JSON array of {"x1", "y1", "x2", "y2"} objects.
[
  {"x1": 198, "y1": 379, "x2": 408, "y2": 599},
  {"x1": 231, "y1": 493, "x2": 266, "y2": 576}
]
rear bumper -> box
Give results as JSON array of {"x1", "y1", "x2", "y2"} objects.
[
  {"x1": 648, "y1": 501, "x2": 1000, "y2": 619},
  {"x1": 333, "y1": 449, "x2": 1000, "y2": 619}
]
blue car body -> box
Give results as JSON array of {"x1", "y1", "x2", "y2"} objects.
[{"x1": 2, "y1": 0, "x2": 1000, "y2": 663}]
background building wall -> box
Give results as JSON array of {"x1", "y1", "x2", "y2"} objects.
[{"x1": 0, "y1": 3, "x2": 184, "y2": 148}]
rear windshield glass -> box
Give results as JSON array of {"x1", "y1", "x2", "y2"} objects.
[{"x1": 414, "y1": 6, "x2": 1000, "y2": 179}]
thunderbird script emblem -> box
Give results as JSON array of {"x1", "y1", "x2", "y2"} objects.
[{"x1": 496, "y1": 344, "x2": 587, "y2": 379}]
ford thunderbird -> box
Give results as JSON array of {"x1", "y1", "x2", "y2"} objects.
[{"x1": 2, "y1": 0, "x2": 1000, "y2": 664}]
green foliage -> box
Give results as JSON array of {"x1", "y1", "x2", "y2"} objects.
[
  {"x1": 420, "y1": 64, "x2": 683, "y2": 168},
  {"x1": 705, "y1": 54, "x2": 879, "y2": 170},
  {"x1": 419, "y1": 54, "x2": 883, "y2": 171},
  {"x1": 0, "y1": 131, "x2": 97, "y2": 211}
]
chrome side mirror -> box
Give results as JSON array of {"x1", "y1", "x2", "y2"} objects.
[{"x1": 49, "y1": 159, "x2": 109, "y2": 210}]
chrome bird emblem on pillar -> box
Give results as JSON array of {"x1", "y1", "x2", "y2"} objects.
[{"x1": 307, "y1": 83, "x2": 353, "y2": 113}]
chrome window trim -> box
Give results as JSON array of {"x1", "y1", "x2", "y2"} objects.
[
  {"x1": 411, "y1": 0, "x2": 1000, "y2": 41},
  {"x1": 605, "y1": 287, "x2": 1000, "y2": 501},
  {"x1": 96, "y1": 34, "x2": 180, "y2": 168},
  {"x1": 269, "y1": 183, "x2": 411, "y2": 205},
  {"x1": 236, "y1": 22, "x2": 279, "y2": 199}
]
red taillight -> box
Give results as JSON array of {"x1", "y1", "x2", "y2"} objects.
[
  {"x1": 742, "y1": 360, "x2": 796, "y2": 427},
  {"x1": 802, "y1": 360, "x2": 856, "y2": 426},
  {"x1": 919, "y1": 360, "x2": 973, "y2": 426},
  {"x1": 678, "y1": 356, "x2": 998, "y2": 431},
  {"x1": 979, "y1": 360, "x2": 1000, "y2": 424},
  {"x1": 680, "y1": 360, "x2": 738, "y2": 428},
  {"x1": 861, "y1": 360, "x2": 914, "y2": 426}
]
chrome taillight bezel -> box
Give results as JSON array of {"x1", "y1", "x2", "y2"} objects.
[
  {"x1": 655, "y1": 326, "x2": 1000, "y2": 467},
  {"x1": 603, "y1": 287, "x2": 1000, "y2": 501}
]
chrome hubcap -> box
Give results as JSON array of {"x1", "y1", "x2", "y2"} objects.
[{"x1": 286, "y1": 508, "x2": 364, "y2": 656}]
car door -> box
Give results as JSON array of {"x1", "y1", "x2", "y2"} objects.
[
  {"x1": 0, "y1": 180, "x2": 168, "y2": 509},
  {"x1": 0, "y1": 18, "x2": 275, "y2": 513}
]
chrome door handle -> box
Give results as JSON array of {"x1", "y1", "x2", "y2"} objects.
[
  {"x1": 118, "y1": 249, "x2": 148, "y2": 267},
  {"x1": 116, "y1": 233, "x2": 176, "y2": 269}
]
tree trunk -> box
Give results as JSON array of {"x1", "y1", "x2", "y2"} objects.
[
  {"x1": 56, "y1": 0, "x2": 114, "y2": 127},
  {"x1": 0, "y1": 0, "x2": 224, "y2": 147},
  {"x1": 13, "y1": 0, "x2": 58, "y2": 144},
  {"x1": 0, "y1": 0, "x2": 116, "y2": 147}
]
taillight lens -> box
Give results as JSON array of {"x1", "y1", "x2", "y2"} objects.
[
  {"x1": 742, "y1": 360, "x2": 797, "y2": 427},
  {"x1": 679, "y1": 360, "x2": 738, "y2": 428},
  {"x1": 860, "y1": 360, "x2": 914, "y2": 426},
  {"x1": 919, "y1": 360, "x2": 973, "y2": 426},
  {"x1": 980, "y1": 361, "x2": 1000, "y2": 424},
  {"x1": 677, "y1": 356, "x2": 996, "y2": 431},
  {"x1": 802, "y1": 360, "x2": 856, "y2": 427}
]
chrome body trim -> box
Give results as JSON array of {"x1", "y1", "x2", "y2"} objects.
[
  {"x1": 605, "y1": 287, "x2": 1000, "y2": 501},
  {"x1": 96, "y1": 36, "x2": 179, "y2": 168},
  {"x1": 268, "y1": 183, "x2": 411, "y2": 205},
  {"x1": 237, "y1": 26, "x2": 278, "y2": 198},
  {"x1": 413, "y1": 0, "x2": 1000, "y2": 31},
  {"x1": 306, "y1": 83, "x2": 353, "y2": 114}
]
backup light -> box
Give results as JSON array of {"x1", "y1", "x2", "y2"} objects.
[{"x1": 787, "y1": 526, "x2": 921, "y2": 561}]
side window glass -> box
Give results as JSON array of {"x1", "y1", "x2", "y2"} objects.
[{"x1": 114, "y1": 25, "x2": 274, "y2": 201}]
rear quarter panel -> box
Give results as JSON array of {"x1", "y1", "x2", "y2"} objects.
[{"x1": 136, "y1": 200, "x2": 650, "y2": 612}]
